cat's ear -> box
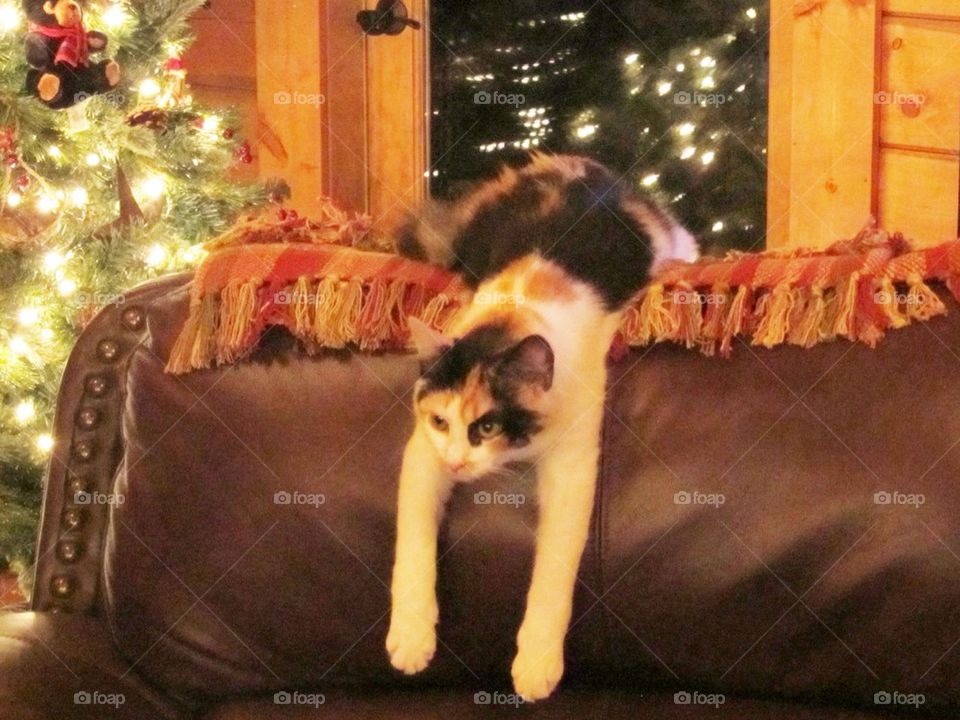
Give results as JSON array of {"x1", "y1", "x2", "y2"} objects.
[
  {"x1": 407, "y1": 316, "x2": 452, "y2": 359},
  {"x1": 495, "y1": 335, "x2": 554, "y2": 392}
]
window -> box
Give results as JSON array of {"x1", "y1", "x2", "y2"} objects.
[{"x1": 429, "y1": 1, "x2": 769, "y2": 253}]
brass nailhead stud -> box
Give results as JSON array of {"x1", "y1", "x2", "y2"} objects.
[
  {"x1": 62, "y1": 508, "x2": 83, "y2": 530},
  {"x1": 57, "y1": 541, "x2": 80, "y2": 563},
  {"x1": 73, "y1": 440, "x2": 95, "y2": 462},
  {"x1": 77, "y1": 407, "x2": 99, "y2": 429},
  {"x1": 86, "y1": 375, "x2": 109, "y2": 397},
  {"x1": 120, "y1": 306, "x2": 145, "y2": 330},
  {"x1": 50, "y1": 575, "x2": 74, "y2": 597},
  {"x1": 67, "y1": 477, "x2": 87, "y2": 498},
  {"x1": 96, "y1": 339, "x2": 120, "y2": 362}
]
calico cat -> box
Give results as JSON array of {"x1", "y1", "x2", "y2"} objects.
[{"x1": 386, "y1": 154, "x2": 697, "y2": 701}]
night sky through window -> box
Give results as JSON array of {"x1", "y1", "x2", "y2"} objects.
[{"x1": 429, "y1": 2, "x2": 769, "y2": 254}]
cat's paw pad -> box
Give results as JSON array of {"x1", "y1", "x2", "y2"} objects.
[
  {"x1": 511, "y1": 642, "x2": 564, "y2": 702},
  {"x1": 386, "y1": 617, "x2": 436, "y2": 675}
]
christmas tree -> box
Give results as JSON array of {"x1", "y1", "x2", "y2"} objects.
[
  {"x1": 430, "y1": 0, "x2": 768, "y2": 255},
  {"x1": 0, "y1": 0, "x2": 267, "y2": 576}
]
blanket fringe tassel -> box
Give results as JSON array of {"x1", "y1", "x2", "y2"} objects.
[
  {"x1": 166, "y1": 275, "x2": 459, "y2": 373},
  {"x1": 167, "y1": 271, "x2": 960, "y2": 374}
]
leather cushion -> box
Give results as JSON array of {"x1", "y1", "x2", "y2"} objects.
[
  {"x1": 0, "y1": 611, "x2": 186, "y2": 719},
  {"x1": 600, "y1": 314, "x2": 960, "y2": 712}
]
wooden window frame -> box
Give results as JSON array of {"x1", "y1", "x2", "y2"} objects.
[
  {"x1": 254, "y1": 0, "x2": 429, "y2": 234},
  {"x1": 255, "y1": 1, "x2": 956, "y2": 251}
]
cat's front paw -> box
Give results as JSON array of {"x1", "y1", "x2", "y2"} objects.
[
  {"x1": 386, "y1": 608, "x2": 437, "y2": 675},
  {"x1": 511, "y1": 640, "x2": 564, "y2": 702}
]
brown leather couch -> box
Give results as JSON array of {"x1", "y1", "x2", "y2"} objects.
[{"x1": 2, "y1": 272, "x2": 958, "y2": 719}]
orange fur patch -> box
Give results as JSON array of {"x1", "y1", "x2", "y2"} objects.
[
  {"x1": 495, "y1": 256, "x2": 579, "y2": 303},
  {"x1": 416, "y1": 370, "x2": 497, "y2": 434},
  {"x1": 527, "y1": 152, "x2": 591, "y2": 181},
  {"x1": 460, "y1": 367, "x2": 494, "y2": 420},
  {"x1": 537, "y1": 183, "x2": 565, "y2": 216}
]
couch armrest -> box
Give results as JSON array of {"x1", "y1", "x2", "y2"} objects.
[{"x1": 0, "y1": 611, "x2": 187, "y2": 719}]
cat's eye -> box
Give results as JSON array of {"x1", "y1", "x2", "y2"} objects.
[
  {"x1": 430, "y1": 414, "x2": 449, "y2": 432},
  {"x1": 477, "y1": 419, "x2": 502, "y2": 439}
]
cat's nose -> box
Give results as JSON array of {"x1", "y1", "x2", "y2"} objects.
[{"x1": 448, "y1": 461, "x2": 467, "y2": 474}]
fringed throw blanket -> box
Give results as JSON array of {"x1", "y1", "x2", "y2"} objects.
[{"x1": 166, "y1": 210, "x2": 960, "y2": 374}]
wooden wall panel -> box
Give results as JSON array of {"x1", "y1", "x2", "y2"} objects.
[
  {"x1": 253, "y1": 0, "x2": 326, "y2": 215},
  {"x1": 187, "y1": 15, "x2": 256, "y2": 88},
  {"x1": 884, "y1": 0, "x2": 960, "y2": 20},
  {"x1": 881, "y1": 18, "x2": 960, "y2": 153},
  {"x1": 879, "y1": 148, "x2": 959, "y2": 244},
  {"x1": 186, "y1": 1, "x2": 258, "y2": 179},
  {"x1": 771, "y1": 0, "x2": 881, "y2": 250},
  {"x1": 876, "y1": 11, "x2": 960, "y2": 246}
]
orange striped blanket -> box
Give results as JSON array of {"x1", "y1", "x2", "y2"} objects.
[{"x1": 165, "y1": 211, "x2": 960, "y2": 374}]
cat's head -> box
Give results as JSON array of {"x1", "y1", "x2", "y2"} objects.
[{"x1": 408, "y1": 317, "x2": 553, "y2": 479}]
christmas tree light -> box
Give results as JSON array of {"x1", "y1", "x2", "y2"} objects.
[{"x1": 13, "y1": 401, "x2": 35, "y2": 425}]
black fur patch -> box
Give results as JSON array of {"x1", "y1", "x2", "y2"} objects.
[
  {"x1": 419, "y1": 322, "x2": 512, "y2": 392},
  {"x1": 450, "y1": 162, "x2": 655, "y2": 310},
  {"x1": 419, "y1": 322, "x2": 543, "y2": 447}
]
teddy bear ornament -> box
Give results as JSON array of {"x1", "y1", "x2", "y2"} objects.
[{"x1": 23, "y1": 0, "x2": 121, "y2": 109}]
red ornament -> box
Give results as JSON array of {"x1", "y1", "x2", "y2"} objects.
[
  {"x1": 222, "y1": 128, "x2": 235, "y2": 140},
  {"x1": 164, "y1": 57, "x2": 184, "y2": 72},
  {"x1": 236, "y1": 141, "x2": 253, "y2": 164},
  {"x1": 15, "y1": 174, "x2": 29, "y2": 191},
  {"x1": 0, "y1": 127, "x2": 14, "y2": 152},
  {"x1": 5, "y1": 153, "x2": 19, "y2": 168}
]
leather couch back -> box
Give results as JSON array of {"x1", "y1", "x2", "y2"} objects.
[{"x1": 33, "y1": 274, "x2": 960, "y2": 713}]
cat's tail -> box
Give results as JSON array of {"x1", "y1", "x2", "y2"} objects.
[
  {"x1": 620, "y1": 195, "x2": 700, "y2": 273},
  {"x1": 393, "y1": 200, "x2": 461, "y2": 268},
  {"x1": 653, "y1": 222, "x2": 699, "y2": 273}
]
